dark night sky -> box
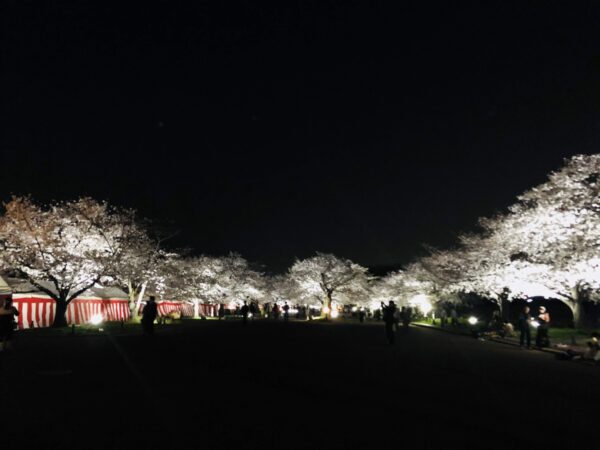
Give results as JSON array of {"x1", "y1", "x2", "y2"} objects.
[{"x1": 2, "y1": 1, "x2": 600, "y2": 272}]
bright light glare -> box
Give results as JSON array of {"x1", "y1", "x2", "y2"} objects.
[
  {"x1": 530, "y1": 320, "x2": 540, "y2": 328},
  {"x1": 331, "y1": 309, "x2": 339, "y2": 319},
  {"x1": 322, "y1": 306, "x2": 331, "y2": 314},
  {"x1": 351, "y1": 306, "x2": 358, "y2": 312},
  {"x1": 248, "y1": 313, "x2": 253, "y2": 318},
  {"x1": 410, "y1": 294, "x2": 432, "y2": 315},
  {"x1": 90, "y1": 314, "x2": 103, "y2": 325},
  {"x1": 468, "y1": 316, "x2": 478, "y2": 325}
]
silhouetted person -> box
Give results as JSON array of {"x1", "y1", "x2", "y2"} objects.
[
  {"x1": 0, "y1": 297, "x2": 19, "y2": 351},
  {"x1": 283, "y1": 302, "x2": 290, "y2": 322},
  {"x1": 241, "y1": 301, "x2": 250, "y2": 325},
  {"x1": 142, "y1": 296, "x2": 158, "y2": 335},
  {"x1": 450, "y1": 307, "x2": 458, "y2": 326},
  {"x1": 439, "y1": 306, "x2": 447, "y2": 327},
  {"x1": 358, "y1": 308, "x2": 366, "y2": 323},
  {"x1": 272, "y1": 304, "x2": 280, "y2": 320},
  {"x1": 381, "y1": 301, "x2": 397, "y2": 344},
  {"x1": 218, "y1": 303, "x2": 225, "y2": 320},
  {"x1": 402, "y1": 306, "x2": 412, "y2": 329},
  {"x1": 249, "y1": 301, "x2": 257, "y2": 319},
  {"x1": 518, "y1": 306, "x2": 532, "y2": 349},
  {"x1": 536, "y1": 306, "x2": 551, "y2": 348}
]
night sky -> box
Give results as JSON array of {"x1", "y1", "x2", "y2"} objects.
[{"x1": 3, "y1": 1, "x2": 600, "y2": 272}]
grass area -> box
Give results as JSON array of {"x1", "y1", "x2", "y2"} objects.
[{"x1": 14, "y1": 318, "x2": 199, "y2": 337}]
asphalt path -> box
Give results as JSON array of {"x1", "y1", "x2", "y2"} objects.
[{"x1": 0, "y1": 320, "x2": 597, "y2": 449}]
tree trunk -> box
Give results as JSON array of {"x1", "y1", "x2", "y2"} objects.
[
  {"x1": 193, "y1": 300, "x2": 200, "y2": 319},
  {"x1": 52, "y1": 297, "x2": 69, "y2": 328},
  {"x1": 133, "y1": 282, "x2": 148, "y2": 321},
  {"x1": 564, "y1": 288, "x2": 586, "y2": 329},
  {"x1": 128, "y1": 283, "x2": 138, "y2": 321},
  {"x1": 322, "y1": 292, "x2": 332, "y2": 319}
]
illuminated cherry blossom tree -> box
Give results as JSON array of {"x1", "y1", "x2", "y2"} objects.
[
  {"x1": 106, "y1": 224, "x2": 175, "y2": 320},
  {"x1": 289, "y1": 253, "x2": 371, "y2": 315},
  {"x1": 476, "y1": 154, "x2": 600, "y2": 326},
  {"x1": 0, "y1": 196, "x2": 138, "y2": 327}
]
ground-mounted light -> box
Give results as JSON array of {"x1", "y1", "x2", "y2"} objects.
[
  {"x1": 90, "y1": 314, "x2": 104, "y2": 325},
  {"x1": 330, "y1": 309, "x2": 339, "y2": 319},
  {"x1": 468, "y1": 316, "x2": 478, "y2": 325},
  {"x1": 410, "y1": 294, "x2": 432, "y2": 316}
]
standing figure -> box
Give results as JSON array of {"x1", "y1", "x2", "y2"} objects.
[
  {"x1": 381, "y1": 301, "x2": 397, "y2": 345},
  {"x1": 272, "y1": 303, "x2": 280, "y2": 320},
  {"x1": 142, "y1": 296, "x2": 158, "y2": 336},
  {"x1": 241, "y1": 301, "x2": 250, "y2": 325},
  {"x1": 450, "y1": 307, "x2": 458, "y2": 326},
  {"x1": 0, "y1": 297, "x2": 19, "y2": 351},
  {"x1": 536, "y1": 306, "x2": 551, "y2": 348},
  {"x1": 283, "y1": 302, "x2": 290, "y2": 322},
  {"x1": 439, "y1": 306, "x2": 448, "y2": 327},
  {"x1": 402, "y1": 306, "x2": 412, "y2": 329},
  {"x1": 358, "y1": 307, "x2": 366, "y2": 323},
  {"x1": 218, "y1": 303, "x2": 225, "y2": 320},
  {"x1": 249, "y1": 301, "x2": 257, "y2": 320},
  {"x1": 518, "y1": 306, "x2": 532, "y2": 349}
]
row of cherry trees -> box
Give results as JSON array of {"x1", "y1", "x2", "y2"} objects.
[
  {"x1": 0, "y1": 196, "x2": 373, "y2": 326},
  {"x1": 1, "y1": 154, "x2": 597, "y2": 327},
  {"x1": 378, "y1": 154, "x2": 600, "y2": 327}
]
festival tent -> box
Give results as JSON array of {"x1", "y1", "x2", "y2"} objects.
[
  {"x1": 139, "y1": 299, "x2": 218, "y2": 318},
  {"x1": 0, "y1": 275, "x2": 131, "y2": 329}
]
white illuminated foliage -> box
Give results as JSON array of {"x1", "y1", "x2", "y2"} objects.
[
  {"x1": 151, "y1": 253, "x2": 266, "y2": 315},
  {"x1": 415, "y1": 154, "x2": 600, "y2": 326},
  {"x1": 0, "y1": 196, "x2": 139, "y2": 326},
  {"x1": 289, "y1": 253, "x2": 371, "y2": 311}
]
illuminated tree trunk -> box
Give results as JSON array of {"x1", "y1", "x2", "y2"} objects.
[
  {"x1": 193, "y1": 300, "x2": 200, "y2": 319},
  {"x1": 133, "y1": 282, "x2": 148, "y2": 321},
  {"x1": 127, "y1": 281, "x2": 138, "y2": 321}
]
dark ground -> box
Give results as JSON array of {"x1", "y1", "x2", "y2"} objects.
[{"x1": 0, "y1": 320, "x2": 596, "y2": 450}]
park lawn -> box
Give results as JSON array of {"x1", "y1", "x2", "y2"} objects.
[{"x1": 14, "y1": 318, "x2": 196, "y2": 337}]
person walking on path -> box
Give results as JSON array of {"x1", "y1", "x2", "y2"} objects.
[
  {"x1": 283, "y1": 302, "x2": 290, "y2": 322},
  {"x1": 241, "y1": 301, "x2": 250, "y2": 325},
  {"x1": 518, "y1": 306, "x2": 532, "y2": 349},
  {"x1": 381, "y1": 301, "x2": 398, "y2": 345},
  {"x1": 142, "y1": 296, "x2": 158, "y2": 336},
  {"x1": 0, "y1": 297, "x2": 19, "y2": 351},
  {"x1": 536, "y1": 306, "x2": 551, "y2": 348}
]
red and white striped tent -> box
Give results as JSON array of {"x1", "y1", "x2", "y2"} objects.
[
  {"x1": 0, "y1": 276, "x2": 131, "y2": 329},
  {"x1": 139, "y1": 300, "x2": 218, "y2": 318}
]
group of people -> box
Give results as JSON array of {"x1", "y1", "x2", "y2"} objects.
[
  {"x1": 381, "y1": 301, "x2": 412, "y2": 344},
  {"x1": 517, "y1": 305, "x2": 551, "y2": 349},
  {"x1": 0, "y1": 296, "x2": 19, "y2": 351}
]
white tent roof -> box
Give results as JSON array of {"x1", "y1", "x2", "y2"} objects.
[{"x1": 0, "y1": 275, "x2": 128, "y2": 300}]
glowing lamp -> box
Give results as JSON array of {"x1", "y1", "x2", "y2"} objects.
[
  {"x1": 331, "y1": 309, "x2": 339, "y2": 319},
  {"x1": 322, "y1": 306, "x2": 331, "y2": 314},
  {"x1": 90, "y1": 314, "x2": 103, "y2": 325},
  {"x1": 530, "y1": 320, "x2": 540, "y2": 328},
  {"x1": 468, "y1": 316, "x2": 478, "y2": 325}
]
